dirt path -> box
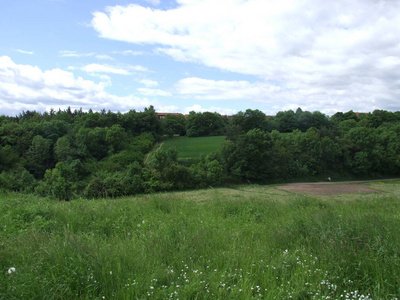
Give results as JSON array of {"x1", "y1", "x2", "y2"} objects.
[
  {"x1": 144, "y1": 142, "x2": 164, "y2": 165},
  {"x1": 284, "y1": 178, "x2": 400, "y2": 185},
  {"x1": 276, "y1": 178, "x2": 400, "y2": 196}
]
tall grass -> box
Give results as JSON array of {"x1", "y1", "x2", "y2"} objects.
[{"x1": 1, "y1": 182, "x2": 400, "y2": 299}]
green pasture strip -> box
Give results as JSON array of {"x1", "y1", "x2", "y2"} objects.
[
  {"x1": 1, "y1": 182, "x2": 400, "y2": 299},
  {"x1": 163, "y1": 135, "x2": 226, "y2": 159}
]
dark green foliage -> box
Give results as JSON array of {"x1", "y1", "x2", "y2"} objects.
[
  {"x1": 0, "y1": 122, "x2": 35, "y2": 155},
  {"x1": 0, "y1": 145, "x2": 20, "y2": 172},
  {"x1": 0, "y1": 167, "x2": 36, "y2": 192},
  {"x1": 149, "y1": 147, "x2": 178, "y2": 172},
  {"x1": 37, "y1": 164, "x2": 72, "y2": 201},
  {"x1": 271, "y1": 108, "x2": 330, "y2": 133},
  {"x1": 25, "y1": 135, "x2": 54, "y2": 178},
  {"x1": 225, "y1": 124, "x2": 244, "y2": 141},
  {"x1": 222, "y1": 113, "x2": 400, "y2": 181},
  {"x1": 121, "y1": 106, "x2": 162, "y2": 139},
  {"x1": 83, "y1": 162, "x2": 147, "y2": 198},
  {"x1": 54, "y1": 136, "x2": 75, "y2": 162},
  {"x1": 148, "y1": 147, "x2": 197, "y2": 191},
  {"x1": 84, "y1": 171, "x2": 127, "y2": 199},
  {"x1": 128, "y1": 133, "x2": 155, "y2": 154},
  {"x1": 75, "y1": 127, "x2": 108, "y2": 160},
  {"x1": 1, "y1": 107, "x2": 400, "y2": 199},
  {"x1": 231, "y1": 109, "x2": 266, "y2": 133},
  {"x1": 274, "y1": 110, "x2": 297, "y2": 132},
  {"x1": 190, "y1": 155, "x2": 226, "y2": 188},
  {"x1": 36, "y1": 120, "x2": 70, "y2": 142},
  {"x1": 102, "y1": 151, "x2": 144, "y2": 172},
  {"x1": 105, "y1": 124, "x2": 127, "y2": 154},
  {"x1": 331, "y1": 110, "x2": 359, "y2": 123},
  {"x1": 222, "y1": 129, "x2": 272, "y2": 181},
  {"x1": 186, "y1": 111, "x2": 226, "y2": 137},
  {"x1": 161, "y1": 114, "x2": 186, "y2": 137}
]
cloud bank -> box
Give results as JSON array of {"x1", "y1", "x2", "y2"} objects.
[
  {"x1": 0, "y1": 56, "x2": 152, "y2": 115},
  {"x1": 92, "y1": 0, "x2": 400, "y2": 114}
]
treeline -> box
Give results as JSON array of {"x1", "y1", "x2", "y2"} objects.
[{"x1": 1, "y1": 106, "x2": 400, "y2": 200}]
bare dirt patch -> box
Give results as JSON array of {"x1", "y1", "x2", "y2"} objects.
[{"x1": 276, "y1": 183, "x2": 382, "y2": 196}]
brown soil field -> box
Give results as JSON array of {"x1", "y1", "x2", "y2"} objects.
[{"x1": 276, "y1": 182, "x2": 383, "y2": 196}]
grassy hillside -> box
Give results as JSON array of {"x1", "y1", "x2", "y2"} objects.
[
  {"x1": 1, "y1": 182, "x2": 400, "y2": 299},
  {"x1": 163, "y1": 135, "x2": 226, "y2": 160}
]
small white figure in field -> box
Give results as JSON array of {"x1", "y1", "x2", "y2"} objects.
[
  {"x1": 8, "y1": 267, "x2": 16, "y2": 274},
  {"x1": 326, "y1": 177, "x2": 332, "y2": 182}
]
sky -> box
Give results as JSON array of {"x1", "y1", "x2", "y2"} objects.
[{"x1": 1, "y1": 0, "x2": 400, "y2": 117}]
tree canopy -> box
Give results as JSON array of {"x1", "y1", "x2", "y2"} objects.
[{"x1": 1, "y1": 106, "x2": 400, "y2": 200}]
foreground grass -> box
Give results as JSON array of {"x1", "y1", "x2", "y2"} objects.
[
  {"x1": 1, "y1": 183, "x2": 400, "y2": 299},
  {"x1": 163, "y1": 136, "x2": 226, "y2": 161}
]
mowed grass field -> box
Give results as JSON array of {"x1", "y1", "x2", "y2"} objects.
[
  {"x1": 1, "y1": 182, "x2": 400, "y2": 299},
  {"x1": 162, "y1": 136, "x2": 226, "y2": 160}
]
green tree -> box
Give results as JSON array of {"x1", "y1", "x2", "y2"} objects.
[
  {"x1": 296, "y1": 108, "x2": 313, "y2": 132},
  {"x1": 54, "y1": 136, "x2": 75, "y2": 162},
  {"x1": 222, "y1": 129, "x2": 271, "y2": 181},
  {"x1": 136, "y1": 106, "x2": 162, "y2": 138},
  {"x1": 106, "y1": 124, "x2": 127, "y2": 154},
  {"x1": 37, "y1": 120, "x2": 70, "y2": 143},
  {"x1": 275, "y1": 110, "x2": 297, "y2": 132},
  {"x1": 0, "y1": 122, "x2": 35, "y2": 156},
  {"x1": 0, "y1": 145, "x2": 20, "y2": 172},
  {"x1": 186, "y1": 111, "x2": 226, "y2": 137},
  {"x1": 310, "y1": 111, "x2": 331, "y2": 129},
  {"x1": 37, "y1": 163, "x2": 72, "y2": 200},
  {"x1": 269, "y1": 130, "x2": 299, "y2": 179},
  {"x1": 25, "y1": 135, "x2": 53, "y2": 178},
  {"x1": 231, "y1": 109, "x2": 266, "y2": 133},
  {"x1": 149, "y1": 147, "x2": 178, "y2": 173},
  {"x1": 75, "y1": 127, "x2": 108, "y2": 160},
  {"x1": 161, "y1": 114, "x2": 186, "y2": 137},
  {"x1": 341, "y1": 127, "x2": 379, "y2": 175},
  {"x1": 291, "y1": 129, "x2": 323, "y2": 176},
  {"x1": 190, "y1": 155, "x2": 226, "y2": 188}
]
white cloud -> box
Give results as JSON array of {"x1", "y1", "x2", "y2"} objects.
[
  {"x1": 60, "y1": 51, "x2": 115, "y2": 61},
  {"x1": 175, "y1": 77, "x2": 280, "y2": 100},
  {"x1": 82, "y1": 63, "x2": 148, "y2": 75},
  {"x1": 184, "y1": 104, "x2": 237, "y2": 116},
  {"x1": 91, "y1": 0, "x2": 400, "y2": 113},
  {"x1": 174, "y1": 76, "x2": 400, "y2": 115},
  {"x1": 82, "y1": 63, "x2": 131, "y2": 75},
  {"x1": 137, "y1": 87, "x2": 171, "y2": 97},
  {"x1": 59, "y1": 50, "x2": 95, "y2": 58},
  {"x1": 95, "y1": 54, "x2": 115, "y2": 60},
  {"x1": 0, "y1": 56, "x2": 153, "y2": 115},
  {"x1": 139, "y1": 79, "x2": 159, "y2": 87},
  {"x1": 129, "y1": 65, "x2": 148, "y2": 72},
  {"x1": 153, "y1": 104, "x2": 180, "y2": 113},
  {"x1": 113, "y1": 50, "x2": 145, "y2": 56},
  {"x1": 15, "y1": 49, "x2": 34, "y2": 55}
]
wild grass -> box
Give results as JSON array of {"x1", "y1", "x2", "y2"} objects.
[
  {"x1": 1, "y1": 183, "x2": 400, "y2": 299},
  {"x1": 162, "y1": 136, "x2": 226, "y2": 161}
]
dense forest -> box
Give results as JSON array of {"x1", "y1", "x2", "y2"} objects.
[{"x1": 1, "y1": 106, "x2": 400, "y2": 200}]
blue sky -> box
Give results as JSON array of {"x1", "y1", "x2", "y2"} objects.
[{"x1": 1, "y1": 0, "x2": 400, "y2": 116}]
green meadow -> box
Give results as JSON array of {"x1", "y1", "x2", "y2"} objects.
[
  {"x1": 2, "y1": 182, "x2": 400, "y2": 299},
  {"x1": 162, "y1": 136, "x2": 226, "y2": 161}
]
